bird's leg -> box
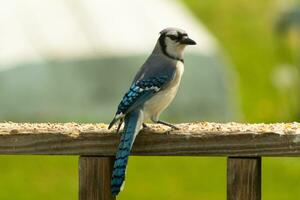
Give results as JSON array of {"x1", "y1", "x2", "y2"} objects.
[
  {"x1": 116, "y1": 119, "x2": 124, "y2": 134},
  {"x1": 157, "y1": 120, "x2": 179, "y2": 130}
]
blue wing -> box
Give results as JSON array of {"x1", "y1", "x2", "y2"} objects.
[{"x1": 108, "y1": 76, "x2": 169, "y2": 129}]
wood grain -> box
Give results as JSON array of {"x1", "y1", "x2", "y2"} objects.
[
  {"x1": 227, "y1": 157, "x2": 261, "y2": 200},
  {"x1": 0, "y1": 122, "x2": 300, "y2": 156},
  {"x1": 79, "y1": 156, "x2": 115, "y2": 200}
]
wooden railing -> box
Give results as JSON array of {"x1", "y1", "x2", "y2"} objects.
[{"x1": 1, "y1": 122, "x2": 300, "y2": 200}]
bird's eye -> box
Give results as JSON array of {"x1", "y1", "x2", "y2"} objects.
[{"x1": 167, "y1": 35, "x2": 177, "y2": 40}]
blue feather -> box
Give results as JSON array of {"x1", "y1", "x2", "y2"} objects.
[
  {"x1": 111, "y1": 109, "x2": 143, "y2": 196},
  {"x1": 116, "y1": 76, "x2": 168, "y2": 115},
  {"x1": 109, "y1": 76, "x2": 171, "y2": 195},
  {"x1": 108, "y1": 76, "x2": 169, "y2": 129}
]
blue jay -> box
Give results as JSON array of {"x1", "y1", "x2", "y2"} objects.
[{"x1": 108, "y1": 27, "x2": 196, "y2": 196}]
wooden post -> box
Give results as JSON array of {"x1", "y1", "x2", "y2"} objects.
[
  {"x1": 227, "y1": 157, "x2": 261, "y2": 200},
  {"x1": 79, "y1": 156, "x2": 116, "y2": 200}
]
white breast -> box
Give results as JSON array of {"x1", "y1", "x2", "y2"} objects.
[{"x1": 143, "y1": 61, "x2": 184, "y2": 122}]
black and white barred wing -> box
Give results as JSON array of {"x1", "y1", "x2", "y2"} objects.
[{"x1": 108, "y1": 76, "x2": 169, "y2": 129}]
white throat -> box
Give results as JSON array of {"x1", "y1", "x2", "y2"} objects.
[{"x1": 165, "y1": 44, "x2": 186, "y2": 60}]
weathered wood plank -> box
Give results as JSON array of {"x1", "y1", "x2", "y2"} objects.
[
  {"x1": 79, "y1": 156, "x2": 115, "y2": 200},
  {"x1": 0, "y1": 122, "x2": 300, "y2": 156},
  {"x1": 227, "y1": 157, "x2": 261, "y2": 200}
]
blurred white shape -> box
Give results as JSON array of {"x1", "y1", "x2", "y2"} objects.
[
  {"x1": 271, "y1": 64, "x2": 299, "y2": 90},
  {"x1": 0, "y1": 0, "x2": 218, "y2": 68},
  {"x1": 16, "y1": 0, "x2": 92, "y2": 57},
  {"x1": 0, "y1": 1, "x2": 40, "y2": 67}
]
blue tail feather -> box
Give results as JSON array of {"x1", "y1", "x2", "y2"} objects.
[{"x1": 111, "y1": 109, "x2": 143, "y2": 196}]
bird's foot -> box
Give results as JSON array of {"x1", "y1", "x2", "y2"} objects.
[
  {"x1": 142, "y1": 123, "x2": 151, "y2": 130},
  {"x1": 157, "y1": 120, "x2": 179, "y2": 130}
]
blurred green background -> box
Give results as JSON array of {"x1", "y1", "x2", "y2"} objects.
[{"x1": 1, "y1": 0, "x2": 300, "y2": 199}]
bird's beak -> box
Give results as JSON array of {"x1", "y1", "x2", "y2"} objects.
[{"x1": 180, "y1": 36, "x2": 196, "y2": 45}]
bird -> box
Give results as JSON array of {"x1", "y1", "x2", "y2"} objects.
[{"x1": 108, "y1": 27, "x2": 196, "y2": 196}]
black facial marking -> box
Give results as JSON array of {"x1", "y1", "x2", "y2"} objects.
[
  {"x1": 158, "y1": 32, "x2": 167, "y2": 55},
  {"x1": 177, "y1": 32, "x2": 187, "y2": 41},
  {"x1": 166, "y1": 32, "x2": 188, "y2": 42},
  {"x1": 158, "y1": 32, "x2": 184, "y2": 62},
  {"x1": 167, "y1": 34, "x2": 177, "y2": 41}
]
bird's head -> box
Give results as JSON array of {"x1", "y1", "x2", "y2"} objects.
[{"x1": 158, "y1": 27, "x2": 196, "y2": 61}]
